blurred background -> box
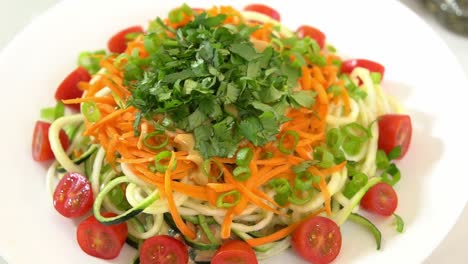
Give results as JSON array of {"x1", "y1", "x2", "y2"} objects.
[{"x1": 0, "y1": 0, "x2": 466, "y2": 263}]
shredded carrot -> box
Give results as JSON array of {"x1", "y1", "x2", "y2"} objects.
[
  {"x1": 62, "y1": 96, "x2": 116, "y2": 105},
  {"x1": 309, "y1": 166, "x2": 332, "y2": 215},
  {"x1": 221, "y1": 208, "x2": 235, "y2": 239},
  {"x1": 165, "y1": 152, "x2": 196, "y2": 239},
  {"x1": 73, "y1": 7, "x2": 352, "y2": 244}
]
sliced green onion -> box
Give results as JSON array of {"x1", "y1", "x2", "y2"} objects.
[
  {"x1": 343, "y1": 172, "x2": 368, "y2": 199},
  {"x1": 268, "y1": 178, "x2": 291, "y2": 206},
  {"x1": 168, "y1": 3, "x2": 193, "y2": 23},
  {"x1": 381, "y1": 163, "x2": 401, "y2": 186},
  {"x1": 331, "y1": 148, "x2": 346, "y2": 164},
  {"x1": 388, "y1": 146, "x2": 402, "y2": 160},
  {"x1": 313, "y1": 147, "x2": 335, "y2": 169},
  {"x1": 78, "y1": 50, "x2": 106, "y2": 75},
  {"x1": 288, "y1": 190, "x2": 313, "y2": 205},
  {"x1": 332, "y1": 59, "x2": 342, "y2": 69},
  {"x1": 341, "y1": 122, "x2": 370, "y2": 142},
  {"x1": 112, "y1": 92, "x2": 125, "y2": 109},
  {"x1": 260, "y1": 151, "x2": 274, "y2": 160},
  {"x1": 393, "y1": 213, "x2": 405, "y2": 233},
  {"x1": 376, "y1": 150, "x2": 390, "y2": 170},
  {"x1": 348, "y1": 213, "x2": 382, "y2": 250},
  {"x1": 154, "y1": 151, "x2": 176, "y2": 173},
  {"x1": 268, "y1": 178, "x2": 291, "y2": 194},
  {"x1": 40, "y1": 101, "x2": 65, "y2": 122},
  {"x1": 216, "y1": 190, "x2": 241, "y2": 208},
  {"x1": 278, "y1": 130, "x2": 299, "y2": 154},
  {"x1": 198, "y1": 215, "x2": 219, "y2": 244},
  {"x1": 55, "y1": 101, "x2": 65, "y2": 119},
  {"x1": 125, "y1": 32, "x2": 141, "y2": 41},
  {"x1": 295, "y1": 171, "x2": 314, "y2": 191},
  {"x1": 326, "y1": 128, "x2": 344, "y2": 149},
  {"x1": 342, "y1": 140, "x2": 363, "y2": 156},
  {"x1": 233, "y1": 166, "x2": 251, "y2": 182},
  {"x1": 236, "y1": 147, "x2": 253, "y2": 166},
  {"x1": 201, "y1": 159, "x2": 224, "y2": 180},
  {"x1": 82, "y1": 101, "x2": 101, "y2": 122},
  {"x1": 40, "y1": 107, "x2": 55, "y2": 121},
  {"x1": 370, "y1": 72, "x2": 382, "y2": 84},
  {"x1": 143, "y1": 131, "x2": 169, "y2": 150},
  {"x1": 327, "y1": 44, "x2": 337, "y2": 53}
]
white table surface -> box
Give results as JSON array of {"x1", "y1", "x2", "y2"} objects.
[{"x1": 0, "y1": 0, "x2": 467, "y2": 263}]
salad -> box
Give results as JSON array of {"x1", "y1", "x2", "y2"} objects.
[{"x1": 32, "y1": 3, "x2": 412, "y2": 264}]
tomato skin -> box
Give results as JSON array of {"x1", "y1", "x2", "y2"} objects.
[
  {"x1": 54, "y1": 67, "x2": 91, "y2": 111},
  {"x1": 378, "y1": 114, "x2": 412, "y2": 159},
  {"x1": 244, "y1": 4, "x2": 280, "y2": 21},
  {"x1": 77, "y1": 213, "x2": 127, "y2": 260},
  {"x1": 32, "y1": 121, "x2": 69, "y2": 162},
  {"x1": 107, "y1": 26, "x2": 144, "y2": 53},
  {"x1": 53, "y1": 172, "x2": 93, "y2": 218},
  {"x1": 291, "y1": 216, "x2": 342, "y2": 264},
  {"x1": 140, "y1": 235, "x2": 188, "y2": 264},
  {"x1": 341, "y1": 59, "x2": 385, "y2": 78},
  {"x1": 361, "y1": 182, "x2": 398, "y2": 216},
  {"x1": 296, "y1": 25, "x2": 326, "y2": 49},
  {"x1": 212, "y1": 240, "x2": 258, "y2": 264}
]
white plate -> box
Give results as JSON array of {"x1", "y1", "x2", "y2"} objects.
[{"x1": 1, "y1": 0, "x2": 467, "y2": 263}]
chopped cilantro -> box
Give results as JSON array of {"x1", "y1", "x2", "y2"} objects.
[{"x1": 125, "y1": 10, "x2": 320, "y2": 158}]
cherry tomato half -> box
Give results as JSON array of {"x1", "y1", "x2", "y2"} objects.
[
  {"x1": 55, "y1": 67, "x2": 91, "y2": 111},
  {"x1": 211, "y1": 240, "x2": 258, "y2": 264},
  {"x1": 77, "y1": 212, "x2": 128, "y2": 260},
  {"x1": 140, "y1": 235, "x2": 188, "y2": 264},
  {"x1": 107, "y1": 25, "x2": 144, "y2": 53},
  {"x1": 378, "y1": 114, "x2": 412, "y2": 159},
  {"x1": 53, "y1": 172, "x2": 93, "y2": 218},
  {"x1": 296, "y1": 25, "x2": 326, "y2": 49},
  {"x1": 361, "y1": 182, "x2": 398, "y2": 216},
  {"x1": 32, "y1": 121, "x2": 69, "y2": 162},
  {"x1": 341, "y1": 59, "x2": 385, "y2": 79},
  {"x1": 292, "y1": 216, "x2": 342, "y2": 264},
  {"x1": 244, "y1": 4, "x2": 281, "y2": 21}
]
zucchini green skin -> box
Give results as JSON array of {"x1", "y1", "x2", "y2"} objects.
[
  {"x1": 56, "y1": 144, "x2": 99, "y2": 173},
  {"x1": 348, "y1": 213, "x2": 382, "y2": 250},
  {"x1": 93, "y1": 177, "x2": 157, "y2": 225},
  {"x1": 131, "y1": 256, "x2": 140, "y2": 264},
  {"x1": 126, "y1": 236, "x2": 140, "y2": 250},
  {"x1": 232, "y1": 229, "x2": 276, "y2": 253},
  {"x1": 74, "y1": 144, "x2": 99, "y2": 164}
]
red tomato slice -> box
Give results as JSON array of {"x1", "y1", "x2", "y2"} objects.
[
  {"x1": 107, "y1": 25, "x2": 144, "y2": 53},
  {"x1": 244, "y1": 4, "x2": 280, "y2": 21},
  {"x1": 341, "y1": 59, "x2": 385, "y2": 79},
  {"x1": 211, "y1": 240, "x2": 258, "y2": 264},
  {"x1": 77, "y1": 213, "x2": 128, "y2": 260},
  {"x1": 54, "y1": 67, "x2": 91, "y2": 111},
  {"x1": 291, "y1": 216, "x2": 342, "y2": 264},
  {"x1": 32, "y1": 121, "x2": 69, "y2": 162},
  {"x1": 361, "y1": 182, "x2": 398, "y2": 216},
  {"x1": 53, "y1": 172, "x2": 93, "y2": 218},
  {"x1": 140, "y1": 235, "x2": 188, "y2": 264},
  {"x1": 378, "y1": 114, "x2": 412, "y2": 159},
  {"x1": 296, "y1": 25, "x2": 326, "y2": 49}
]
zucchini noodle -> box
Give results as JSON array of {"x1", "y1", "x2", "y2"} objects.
[{"x1": 44, "y1": 6, "x2": 408, "y2": 262}]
